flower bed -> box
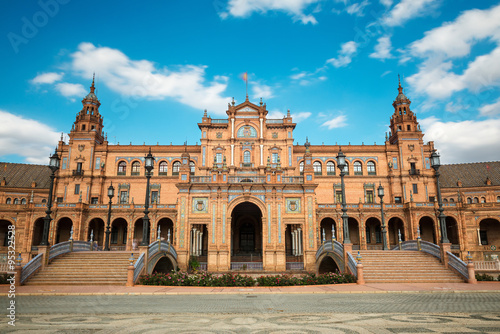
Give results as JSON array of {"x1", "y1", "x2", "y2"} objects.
[{"x1": 139, "y1": 271, "x2": 355, "y2": 286}]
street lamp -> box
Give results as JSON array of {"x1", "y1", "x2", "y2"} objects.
[
  {"x1": 336, "y1": 147, "x2": 350, "y2": 244},
  {"x1": 377, "y1": 183, "x2": 388, "y2": 250},
  {"x1": 104, "y1": 183, "x2": 115, "y2": 251},
  {"x1": 40, "y1": 149, "x2": 60, "y2": 246},
  {"x1": 141, "y1": 148, "x2": 155, "y2": 246},
  {"x1": 430, "y1": 150, "x2": 449, "y2": 244}
]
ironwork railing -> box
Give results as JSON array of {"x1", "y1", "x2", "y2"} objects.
[
  {"x1": 447, "y1": 251, "x2": 468, "y2": 280},
  {"x1": 133, "y1": 253, "x2": 145, "y2": 283},
  {"x1": 199, "y1": 262, "x2": 207, "y2": 271},
  {"x1": 230, "y1": 262, "x2": 263, "y2": 270},
  {"x1": 72, "y1": 170, "x2": 84, "y2": 176},
  {"x1": 286, "y1": 262, "x2": 304, "y2": 270},
  {"x1": 347, "y1": 253, "x2": 357, "y2": 278},
  {"x1": 21, "y1": 253, "x2": 43, "y2": 284},
  {"x1": 48, "y1": 241, "x2": 71, "y2": 261}
]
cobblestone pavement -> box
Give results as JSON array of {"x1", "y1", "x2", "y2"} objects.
[{"x1": 2, "y1": 293, "x2": 500, "y2": 332}]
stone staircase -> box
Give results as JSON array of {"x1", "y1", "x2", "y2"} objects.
[
  {"x1": 25, "y1": 251, "x2": 138, "y2": 285},
  {"x1": 354, "y1": 250, "x2": 464, "y2": 283}
]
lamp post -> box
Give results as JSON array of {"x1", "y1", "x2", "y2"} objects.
[
  {"x1": 377, "y1": 183, "x2": 388, "y2": 250},
  {"x1": 104, "y1": 183, "x2": 115, "y2": 251},
  {"x1": 141, "y1": 148, "x2": 155, "y2": 246},
  {"x1": 40, "y1": 149, "x2": 60, "y2": 246},
  {"x1": 336, "y1": 147, "x2": 350, "y2": 244},
  {"x1": 430, "y1": 150, "x2": 449, "y2": 244}
]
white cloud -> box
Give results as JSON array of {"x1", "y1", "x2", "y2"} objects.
[
  {"x1": 69, "y1": 43, "x2": 231, "y2": 114},
  {"x1": 370, "y1": 35, "x2": 393, "y2": 60},
  {"x1": 479, "y1": 98, "x2": 500, "y2": 117},
  {"x1": 30, "y1": 72, "x2": 63, "y2": 84},
  {"x1": 380, "y1": 0, "x2": 392, "y2": 7},
  {"x1": 293, "y1": 111, "x2": 312, "y2": 122},
  {"x1": 407, "y1": 5, "x2": 500, "y2": 100},
  {"x1": 346, "y1": 0, "x2": 370, "y2": 16},
  {"x1": 382, "y1": 0, "x2": 439, "y2": 27},
  {"x1": 420, "y1": 116, "x2": 500, "y2": 163},
  {"x1": 222, "y1": 0, "x2": 321, "y2": 24},
  {"x1": 55, "y1": 82, "x2": 86, "y2": 97},
  {"x1": 252, "y1": 82, "x2": 274, "y2": 99},
  {"x1": 327, "y1": 41, "x2": 358, "y2": 68},
  {"x1": 321, "y1": 115, "x2": 347, "y2": 129},
  {"x1": 0, "y1": 109, "x2": 61, "y2": 164},
  {"x1": 290, "y1": 68, "x2": 327, "y2": 85}
]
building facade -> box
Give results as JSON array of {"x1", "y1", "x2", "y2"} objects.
[{"x1": 1, "y1": 79, "x2": 499, "y2": 272}]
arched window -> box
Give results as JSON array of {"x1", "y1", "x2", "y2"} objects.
[
  {"x1": 313, "y1": 161, "x2": 322, "y2": 175},
  {"x1": 473, "y1": 197, "x2": 479, "y2": 203},
  {"x1": 117, "y1": 161, "x2": 127, "y2": 175},
  {"x1": 367, "y1": 161, "x2": 376, "y2": 175},
  {"x1": 326, "y1": 161, "x2": 335, "y2": 175},
  {"x1": 13, "y1": 198, "x2": 19, "y2": 205},
  {"x1": 236, "y1": 125, "x2": 257, "y2": 138},
  {"x1": 6, "y1": 198, "x2": 11, "y2": 204},
  {"x1": 172, "y1": 161, "x2": 181, "y2": 175},
  {"x1": 366, "y1": 226, "x2": 371, "y2": 243},
  {"x1": 443, "y1": 198, "x2": 448, "y2": 203},
  {"x1": 299, "y1": 161, "x2": 304, "y2": 175},
  {"x1": 354, "y1": 161, "x2": 362, "y2": 175},
  {"x1": 243, "y1": 150, "x2": 251, "y2": 164},
  {"x1": 190, "y1": 161, "x2": 195, "y2": 175},
  {"x1": 449, "y1": 198, "x2": 454, "y2": 203},
  {"x1": 497, "y1": 196, "x2": 500, "y2": 203},
  {"x1": 131, "y1": 161, "x2": 140, "y2": 175},
  {"x1": 41, "y1": 199, "x2": 47, "y2": 204},
  {"x1": 481, "y1": 197, "x2": 486, "y2": 203},
  {"x1": 21, "y1": 198, "x2": 26, "y2": 205},
  {"x1": 467, "y1": 197, "x2": 472, "y2": 204},
  {"x1": 344, "y1": 162, "x2": 349, "y2": 175},
  {"x1": 159, "y1": 161, "x2": 168, "y2": 175}
]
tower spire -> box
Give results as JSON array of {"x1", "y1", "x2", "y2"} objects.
[{"x1": 90, "y1": 72, "x2": 96, "y2": 94}]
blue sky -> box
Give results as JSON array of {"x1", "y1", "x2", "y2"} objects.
[{"x1": 1, "y1": 0, "x2": 500, "y2": 165}]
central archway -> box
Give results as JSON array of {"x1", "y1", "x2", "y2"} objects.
[{"x1": 230, "y1": 202, "x2": 263, "y2": 264}]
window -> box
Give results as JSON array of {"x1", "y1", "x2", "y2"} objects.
[
  {"x1": 13, "y1": 198, "x2": 19, "y2": 205},
  {"x1": 481, "y1": 197, "x2": 486, "y2": 203},
  {"x1": 91, "y1": 197, "x2": 98, "y2": 204},
  {"x1": 326, "y1": 161, "x2": 335, "y2": 175},
  {"x1": 151, "y1": 191, "x2": 158, "y2": 204},
  {"x1": 299, "y1": 161, "x2": 304, "y2": 175},
  {"x1": 82, "y1": 124, "x2": 86, "y2": 131},
  {"x1": 74, "y1": 184, "x2": 80, "y2": 195},
  {"x1": 480, "y1": 230, "x2": 488, "y2": 245},
  {"x1": 120, "y1": 191, "x2": 128, "y2": 204},
  {"x1": 343, "y1": 162, "x2": 349, "y2": 175},
  {"x1": 366, "y1": 226, "x2": 371, "y2": 243},
  {"x1": 353, "y1": 161, "x2": 362, "y2": 175},
  {"x1": 395, "y1": 196, "x2": 402, "y2": 203},
  {"x1": 190, "y1": 161, "x2": 195, "y2": 175},
  {"x1": 57, "y1": 197, "x2": 63, "y2": 203},
  {"x1": 313, "y1": 161, "x2": 322, "y2": 175},
  {"x1": 407, "y1": 125, "x2": 411, "y2": 131},
  {"x1": 76, "y1": 162, "x2": 83, "y2": 172},
  {"x1": 467, "y1": 197, "x2": 472, "y2": 204},
  {"x1": 243, "y1": 150, "x2": 251, "y2": 164},
  {"x1": 272, "y1": 153, "x2": 279, "y2": 163},
  {"x1": 367, "y1": 161, "x2": 376, "y2": 175},
  {"x1": 110, "y1": 226, "x2": 118, "y2": 244},
  {"x1": 412, "y1": 184, "x2": 418, "y2": 194},
  {"x1": 375, "y1": 226, "x2": 382, "y2": 243},
  {"x1": 443, "y1": 198, "x2": 448, "y2": 203},
  {"x1": 336, "y1": 191, "x2": 343, "y2": 203},
  {"x1": 21, "y1": 198, "x2": 26, "y2": 205},
  {"x1": 42, "y1": 199, "x2": 47, "y2": 204},
  {"x1": 5, "y1": 198, "x2": 11, "y2": 204},
  {"x1": 118, "y1": 161, "x2": 127, "y2": 175},
  {"x1": 473, "y1": 197, "x2": 479, "y2": 203},
  {"x1": 131, "y1": 161, "x2": 140, "y2": 175},
  {"x1": 216, "y1": 153, "x2": 222, "y2": 163},
  {"x1": 159, "y1": 161, "x2": 168, "y2": 175},
  {"x1": 429, "y1": 196, "x2": 435, "y2": 202},
  {"x1": 172, "y1": 161, "x2": 181, "y2": 175},
  {"x1": 450, "y1": 198, "x2": 455, "y2": 203},
  {"x1": 366, "y1": 190, "x2": 374, "y2": 204},
  {"x1": 497, "y1": 196, "x2": 500, "y2": 203}
]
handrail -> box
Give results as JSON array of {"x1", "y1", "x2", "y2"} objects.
[
  {"x1": 447, "y1": 251, "x2": 468, "y2": 280},
  {"x1": 73, "y1": 241, "x2": 92, "y2": 252},
  {"x1": 160, "y1": 241, "x2": 178, "y2": 259},
  {"x1": 21, "y1": 253, "x2": 43, "y2": 284},
  {"x1": 347, "y1": 252, "x2": 357, "y2": 278},
  {"x1": 133, "y1": 253, "x2": 145, "y2": 283},
  {"x1": 420, "y1": 240, "x2": 441, "y2": 260},
  {"x1": 391, "y1": 240, "x2": 418, "y2": 250},
  {"x1": 149, "y1": 240, "x2": 160, "y2": 258},
  {"x1": 48, "y1": 241, "x2": 71, "y2": 261}
]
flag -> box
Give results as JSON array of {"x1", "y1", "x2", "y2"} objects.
[{"x1": 240, "y1": 72, "x2": 248, "y2": 82}]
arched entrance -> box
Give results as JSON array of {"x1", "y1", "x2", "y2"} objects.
[
  {"x1": 348, "y1": 217, "x2": 360, "y2": 250},
  {"x1": 152, "y1": 257, "x2": 175, "y2": 274},
  {"x1": 55, "y1": 218, "x2": 73, "y2": 244},
  {"x1": 88, "y1": 218, "x2": 105, "y2": 247},
  {"x1": 318, "y1": 256, "x2": 340, "y2": 274},
  {"x1": 111, "y1": 218, "x2": 128, "y2": 250},
  {"x1": 32, "y1": 218, "x2": 45, "y2": 247},
  {"x1": 479, "y1": 218, "x2": 500, "y2": 249},
  {"x1": 0, "y1": 220, "x2": 13, "y2": 248},
  {"x1": 388, "y1": 217, "x2": 405, "y2": 248},
  {"x1": 445, "y1": 216, "x2": 460, "y2": 247},
  {"x1": 365, "y1": 217, "x2": 382, "y2": 250},
  {"x1": 231, "y1": 202, "x2": 263, "y2": 266},
  {"x1": 156, "y1": 218, "x2": 174, "y2": 243},
  {"x1": 320, "y1": 218, "x2": 337, "y2": 242},
  {"x1": 419, "y1": 216, "x2": 436, "y2": 244}
]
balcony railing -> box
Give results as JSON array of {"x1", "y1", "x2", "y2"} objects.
[
  {"x1": 211, "y1": 119, "x2": 228, "y2": 123},
  {"x1": 409, "y1": 169, "x2": 420, "y2": 175},
  {"x1": 266, "y1": 119, "x2": 283, "y2": 124},
  {"x1": 72, "y1": 170, "x2": 84, "y2": 176}
]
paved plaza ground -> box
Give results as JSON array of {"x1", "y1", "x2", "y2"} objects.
[{"x1": 1, "y1": 283, "x2": 499, "y2": 332}]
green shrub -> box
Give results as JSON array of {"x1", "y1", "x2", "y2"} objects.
[{"x1": 475, "y1": 273, "x2": 495, "y2": 281}]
